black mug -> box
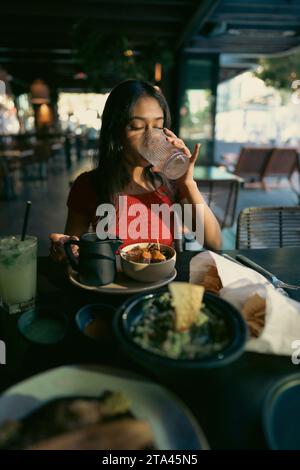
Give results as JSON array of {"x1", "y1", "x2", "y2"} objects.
[{"x1": 64, "y1": 233, "x2": 122, "y2": 286}]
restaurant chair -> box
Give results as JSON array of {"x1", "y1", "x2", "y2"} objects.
[
  {"x1": 0, "y1": 159, "x2": 13, "y2": 200},
  {"x1": 261, "y1": 147, "x2": 299, "y2": 191},
  {"x1": 236, "y1": 206, "x2": 300, "y2": 249},
  {"x1": 48, "y1": 137, "x2": 66, "y2": 173},
  {"x1": 233, "y1": 147, "x2": 272, "y2": 188},
  {"x1": 0, "y1": 137, "x2": 34, "y2": 199},
  {"x1": 21, "y1": 140, "x2": 52, "y2": 180}
]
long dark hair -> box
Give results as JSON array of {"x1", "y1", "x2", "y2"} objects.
[{"x1": 93, "y1": 79, "x2": 171, "y2": 204}]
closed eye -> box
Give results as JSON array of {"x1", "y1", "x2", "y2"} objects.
[{"x1": 128, "y1": 125, "x2": 164, "y2": 131}]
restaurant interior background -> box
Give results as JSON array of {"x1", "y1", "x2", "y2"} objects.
[
  {"x1": 2, "y1": 0, "x2": 300, "y2": 454},
  {"x1": 1, "y1": 0, "x2": 300, "y2": 254}
]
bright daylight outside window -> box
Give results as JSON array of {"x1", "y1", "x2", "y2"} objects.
[
  {"x1": 57, "y1": 92, "x2": 109, "y2": 138},
  {"x1": 216, "y1": 71, "x2": 300, "y2": 147}
]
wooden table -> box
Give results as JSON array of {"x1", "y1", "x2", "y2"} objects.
[{"x1": 0, "y1": 248, "x2": 299, "y2": 449}]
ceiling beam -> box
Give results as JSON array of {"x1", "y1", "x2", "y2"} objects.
[
  {"x1": 0, "y1": 3, "x2": 186, "y2": 22},
  {"x1": 216, "y1": 3, "x2": 300, "y2": 14},
  {"x1": 175, "y1": 0, "x2": 220, "y2": 50},
  {"x1": 193, "y1": 35, "x2": 299, "y2": 45},
  {"x1": 0, "y1": 48, "x2": 74, "y2": 54},
  {"x1": 79, "y1": 0, "x2": 194, "y2": 5},
  {"x1": 187, "y1": 34, "x2": 300, "y2": 53},
  {"x1": 211, "y1": 13, "x2": 300, "y2": 24},
  {"x1": 185, "y1": 44, "x2": 298, "y2": 53},
  {"x1": 0, "y1": 20, "x2": 176, "y2": 36},
  {"x1": 225, "y1": 23, "x2": 300, "y2": 31},
  {"x1": 0, "y1": 57, "x2": 79, "y2": 64},
  {"x1": 222, "y1": 0, "x2": 300, "y2": 6}
]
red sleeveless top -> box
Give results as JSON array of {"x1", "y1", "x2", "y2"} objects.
[{"x1": 67, "y1": 171, "x2": 181, "y2": 247}]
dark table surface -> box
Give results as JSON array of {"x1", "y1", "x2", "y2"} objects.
[{"x1": 1, "y1": 248, "x2": 300, "y2": 450}]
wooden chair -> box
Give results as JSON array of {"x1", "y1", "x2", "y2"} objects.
[
  {"x1": 262, "y1": 147, "x2": 299, "y2": 190},
  {"x1": 233, "y1": 147, "x2": 272, "y2": 185},
  {"x1": 236, "y1": 206, "x2": 300, "y2": 249}
]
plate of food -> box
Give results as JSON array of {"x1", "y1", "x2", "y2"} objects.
[
  {"x1": 69, "y1": 242, "x2": 177, "y2": 294},
  {"x1": 69, "y1": 268, "x2": 177, "y2": 295},
  {"x1": 0, "y1": 365, "x2": 208, "y2": 450},
  {"x1": 120, "y1": 242, "x2": 176, "y2": 283},
  {"x1": 114, "y1": 282, "x2": 247, "y2": 373}
]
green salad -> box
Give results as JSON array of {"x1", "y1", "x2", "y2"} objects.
[{"x1": 131, "y1": 292, "x2": 229, "y2": 360}]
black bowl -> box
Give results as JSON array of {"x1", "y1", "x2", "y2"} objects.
[
  {"x1": 262, "y1": 373, "x2": 300, "y2": 450},
  {"x1": 75, "y1": 303, "x2": 116, "y2": 341},
  {"x1": 114, "y1": 288, "x2": 247, "y2": 374}
]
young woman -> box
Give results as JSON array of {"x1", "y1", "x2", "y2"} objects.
[{"x1": 50, "y1": 80, "x2": 221, "y2": 261}]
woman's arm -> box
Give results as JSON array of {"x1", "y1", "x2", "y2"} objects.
[
  {"x1": 49, "y1": 210, "x2": 91, "y2": 263},
  {"x1": 164, "y1": 129, "x2": 222, "y2": 251},
  {"x1": 50, "y1": 170, "x2": 95, "y2": 262},
  {"x1": 179, "y1": 180, "x2": 222, "y2": 251},
  {"x1": 64, "y1": 209, "x2": 91, "y2": 237}
]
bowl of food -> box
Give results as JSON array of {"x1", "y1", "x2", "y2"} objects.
[
  {"x1": 114, "y1": 283, "x2": 247, "y2": 373},
  {"x1": 120, "y1": 242, "x2": 176, "y2": 283}
]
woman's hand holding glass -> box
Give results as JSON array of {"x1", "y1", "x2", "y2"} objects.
[{"x1": 163, "y1": 128, "x2": 201, "y2": 188}]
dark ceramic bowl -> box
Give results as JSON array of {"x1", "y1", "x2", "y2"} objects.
[
  {"x1": 114, "y1": 288, "x2": 247, "y2": 374},
  {"x1": 75, "y1": 303, "x2": 116, "y2": 341},
  {"x1": 262, "y1": 373, "x2": 300, "y2": 450},
  {"x1": 18, "y1": 307, "x2": 67, "y2": 345}
]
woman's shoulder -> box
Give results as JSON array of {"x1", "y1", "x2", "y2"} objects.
[
  {"x1": 67, "y1": 170, "x2": 98, "y2": 215},
  {"x1": 71, "y1": 169, "x2": 97, "y2": 188}
]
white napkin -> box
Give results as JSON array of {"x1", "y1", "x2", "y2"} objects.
[{"x1": 190, "y1": 251, "x2": 300, "y2": 356}]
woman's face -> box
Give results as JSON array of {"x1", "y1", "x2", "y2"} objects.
[{"x1": 123, "y1": 96, "x2": 164, "y2": 167}]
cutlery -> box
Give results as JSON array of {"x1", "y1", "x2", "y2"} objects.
[
  {"x1": 222, "y1": 253, "x2": 244, "y2": 267},
  {"x1": 222, "y1": 253, "x2": 289, "y2": 297},
  {"x1": 236, "y1": 254, "x2": 300, "y2": 291}
]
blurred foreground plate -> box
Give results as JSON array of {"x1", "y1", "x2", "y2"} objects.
[
  {"x1": 263, "y1": 373, "x2": 300, "y2": 450},
  {"x1": 69, "y1": 269, "x2": 177, "y2": 295},
  {"x1": 0, "y1": 365, "x2": 208, "y2": 450}
]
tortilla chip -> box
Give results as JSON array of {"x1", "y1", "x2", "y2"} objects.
[
  {"x1": 241, "y1": 294, "x2": 266, "y2": 337},
  {"x1": 168, "y1": 282, "x2": 205, "y2": 332},
  {"x1": 200, "y1": 265, "x2": 222, "y2": 294},
  {"x1": 247, "y1": 320, "x2": 263, "y2": 338}
]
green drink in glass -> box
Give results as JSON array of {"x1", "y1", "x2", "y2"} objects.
[{"x1": 0, "y1": 236, "x2": 37, "y2": 314}]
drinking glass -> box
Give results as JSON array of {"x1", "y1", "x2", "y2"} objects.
[
  {"x1": 0, "y1": 236, "x2": 37, "y2": 314},
  {"x1": 138, "y1": 129, "x2": 189, "y2": 179}
]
